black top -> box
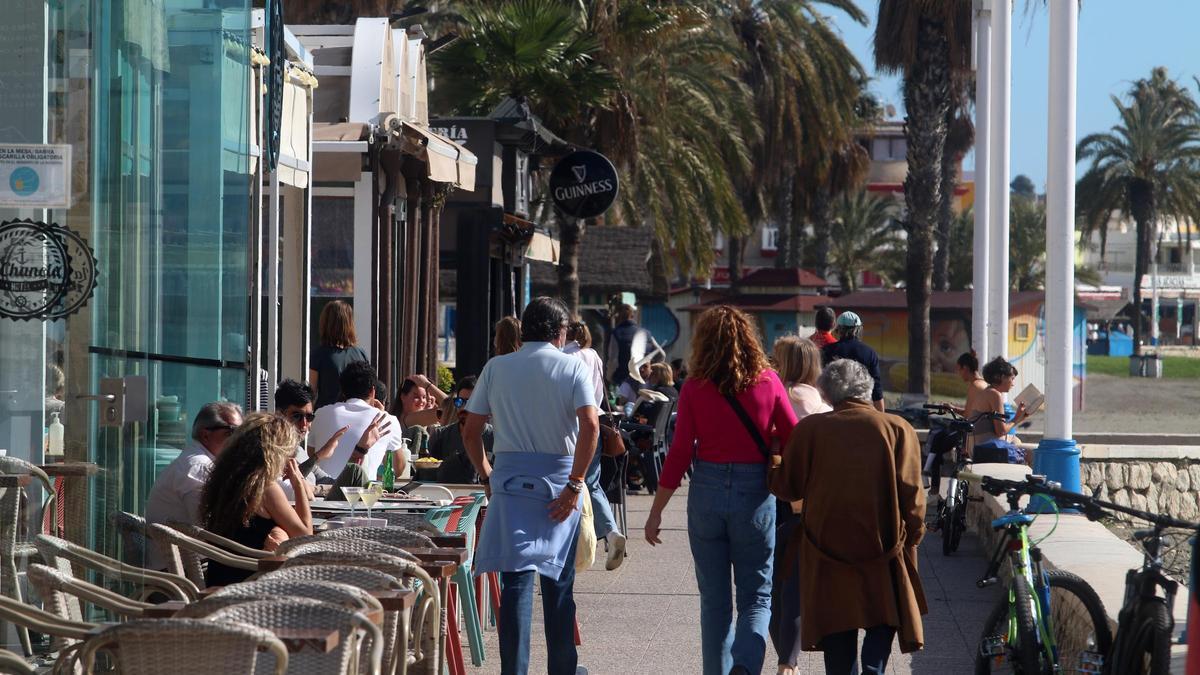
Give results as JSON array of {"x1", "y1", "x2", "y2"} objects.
[
  {"x1": 310, "y1": 344, "x2": 369, "y2": 408},
  {"x1": 205, "y1": 515, "x2": 276, "y2": 587},
  {"x1": 428, "y1": 423, "x2": 495, "y2": 484},
  {"x1": 822, "y1": 337, "x2": 885, "y2": 402}
]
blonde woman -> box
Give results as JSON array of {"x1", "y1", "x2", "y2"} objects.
[
  {"x1": 493, "y1": 316, "x2": 522, "y2": 356},
  {"x1": 200, "y1": 413, "x2": 312, "y2": 586},
  {"x1": 309, "y1": 300, "x2": 369, "y2": 408},
  {"x1": 644, "y1": 306, "x2": 798, "y2": 675},
  {"x1": 769, "y1": 336, "x2": 832, "y2": 674}
]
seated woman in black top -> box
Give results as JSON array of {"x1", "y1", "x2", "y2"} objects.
[{"x1": 200, "y1": 412, "x2": 313, "y2": 587}]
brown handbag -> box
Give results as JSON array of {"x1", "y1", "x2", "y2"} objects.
[{"x1": 599, "y1": 414, "x2": 626, "y2": 457}]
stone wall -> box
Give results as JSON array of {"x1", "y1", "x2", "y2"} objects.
[{"x1": 1079, "y1": 453, "x2": 1200, "y2": 523}]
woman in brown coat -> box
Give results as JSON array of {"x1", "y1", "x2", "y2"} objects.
[{"x1": 769, "y1": 358, "x2": 927, "y2": 674}]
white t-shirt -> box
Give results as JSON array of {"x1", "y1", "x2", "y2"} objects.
[
  {"x1": 787, "y1": 383, "x2": 833, "y2": 419},
  {"x1": 309, "y1": 398, "x2": 407, "y2": 480},
  {"x1": 563, "y1": 342, "x2": 606, "y2": 408}
]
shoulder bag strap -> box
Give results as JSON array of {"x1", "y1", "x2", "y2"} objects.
[{"x1": 723, "y1": 393, "x2": 772, "y2": 461}]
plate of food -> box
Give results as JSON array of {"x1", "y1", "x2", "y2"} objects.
[{"x1": 412, "y1": 457, "x2": 442, "y2": 481}]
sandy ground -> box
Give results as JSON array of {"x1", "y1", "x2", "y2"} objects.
[{"x1": 1024, "y1": 373, "x2": 1200, "y2": 435}]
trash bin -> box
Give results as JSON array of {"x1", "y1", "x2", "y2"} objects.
[{"x1": 1128, "y1": 354, "x2": 1163, "y2": 378}]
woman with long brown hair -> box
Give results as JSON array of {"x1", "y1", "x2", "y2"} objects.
[
  {"x1": 493, "y1": 316, "x2": 522, "y2": 356},
  {"x1": 309, "y1": 300, "x2": 369, "y2": 408},
  {"x1": 200, "y1": 413, "x2": 312, "y2": 586},
  {"x1": 644, "y1": 306, "x2": 798, "y2": 675}
]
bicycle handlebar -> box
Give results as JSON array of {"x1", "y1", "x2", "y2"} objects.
[{"x1": 957, "y1": 471, "x2": 1200, "y2": 530}]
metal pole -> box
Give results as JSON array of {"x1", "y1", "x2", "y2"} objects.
[
  {"x1": 972, "y1": 0, "x2": 992, "y2": 361},
  {"x1": 1151, "y1": 250, "x2": 1161, "y2": 348},
  {"x1": 1034, "y1": 0, "x2": 1080, "y2": 493},
  {"x1": 987, "y1": 0, "x2": 1012, "y2": 361}
]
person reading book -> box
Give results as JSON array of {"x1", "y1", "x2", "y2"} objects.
[{"x1": 969, "y1": 357, "x2": 1033, "y2": 465}]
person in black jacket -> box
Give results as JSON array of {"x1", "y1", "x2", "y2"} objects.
[{"x1": 822, "y1": 311, "x2": 885, "y2": 411}]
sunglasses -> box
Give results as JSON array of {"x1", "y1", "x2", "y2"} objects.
[
  {"x1": 207, "y1": 424, "x2": 236, "y2": 434},
  {"x1": 289, "y1": 412, "x2": 316, "y2": 423},
  {"x1": 453, "y1": 397, "x2": 467, "y2": 408}
]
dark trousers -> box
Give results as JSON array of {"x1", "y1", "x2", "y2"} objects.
[
  {"x1": 769, "y1": 507, "x2": 803, "y2": 667},
  {"x1": 820, "y1": 625, "x2": 897, "y2": 675},
  {"x1": 498, "y1": 535, "x2": 579, "y2": 675}
]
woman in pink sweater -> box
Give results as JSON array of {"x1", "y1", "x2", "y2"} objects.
[{"x1": 644, "y1": 306, "x2": 797, "y2": 675}]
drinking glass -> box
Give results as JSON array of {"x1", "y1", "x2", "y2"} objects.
[
  {"x1": 342, "y1": 487, "x2": 364, "y2": 517},
  {"x1": 363, "y1": 482, "x2": 384, "y2": 518}
]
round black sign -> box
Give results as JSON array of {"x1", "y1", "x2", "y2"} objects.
[
  {"x1": 548, "y1": 150, "x2": 619, "y2": 219},
  {"x1": 0, "y1": 220, "x2": 97, "y2": 321}
]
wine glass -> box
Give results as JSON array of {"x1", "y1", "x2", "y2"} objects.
[
  {"x1": 363, "y1": 482, "x2": 384, "y2": 518},
  {"x1": 342, "y1": 487, "x2": 364, "y2": 518}
]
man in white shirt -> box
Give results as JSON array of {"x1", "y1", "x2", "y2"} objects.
[
  {"x1": 308, "y1": 361, "x2": 406, "y2": 482},
  {"x1": 145, "y1": 401, "x2": 242, "y2": 568}
]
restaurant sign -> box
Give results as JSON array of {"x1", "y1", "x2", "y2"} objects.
[
  {"x1": 0, "y1": 144, "x2": 71, "y2": 208},
  {"x1": 0, "y1": 219, "x2": 97, "y2": 321},
  {"x1": 549, "y1": 150, "x2": 618, "y2": 219}
]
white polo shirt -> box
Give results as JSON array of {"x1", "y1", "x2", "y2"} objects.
[
  {"x1": 145, "y1": 441, "x2": 214, "y2": 569},
  {"x1": 309, "y1": 398, "x2": 406, "y2": 480},
  {"x1": 466, "y1": 342, "x2": 597, "y2": 455}
]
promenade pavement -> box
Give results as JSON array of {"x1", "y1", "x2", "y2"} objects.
[{"x1": 466, "y1": 486, "x2": 1001, "y2": 674}]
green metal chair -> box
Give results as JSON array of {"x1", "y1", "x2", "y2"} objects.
[{"x1": 429, "y1": 496, "x2": 486, "y2": 667}]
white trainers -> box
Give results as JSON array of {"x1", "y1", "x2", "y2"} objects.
[{"x1": 605, "y1": 531, "x2": 627, "y2": 570}]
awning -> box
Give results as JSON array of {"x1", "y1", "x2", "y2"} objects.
[
  {"x1": 313, "y1": 122, "x2": 370, "y2": 142},
  {"x1": 526, "y1": 231, "x2": 559, "y2": 264},
  {"x1": 456, "y1": 146, "x2": 478, "y2": 192},
  {"x1": 399, "y1": 122, "x2": 459, "y2": 184},
  {"x1": 279, "y1": 74, "x2": 312, "y2": 188}
]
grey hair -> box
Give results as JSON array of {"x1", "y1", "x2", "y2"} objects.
[
  {"x1": 818, "y1": 359, "x2": 874, "y2": 405},
  {"x1": 191, "y1": 402, "x2": 242, "y2": 440}
]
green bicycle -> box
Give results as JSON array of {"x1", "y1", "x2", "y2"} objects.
[{"x1": 959, "y1": 471, "x2": 1112, "y2": 674}]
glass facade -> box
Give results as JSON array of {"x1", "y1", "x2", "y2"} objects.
[{"x1": 0, "y1": 0, "x2": 255, "y2": 585}]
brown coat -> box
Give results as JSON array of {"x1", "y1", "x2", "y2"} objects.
[{"x1": 770, "y1": 399, "x2": 928, "y2": 653}]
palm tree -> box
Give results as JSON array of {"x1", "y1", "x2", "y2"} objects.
[
  {"x1": 1077, "y1": 67, "x2": 1200, "y2": 353},
  {"x1": 874, "y1": 0, "x2": 972, "y2": 398},
  {"x1": 1009, "y1": 191, "x2": 1046, "y2": 292},
  {"x1": 828, "y1": 190, "x2": 900, "y2": 292},
  {"x1": 933, "y1": 104, "x2": 973, "y2": 290}
]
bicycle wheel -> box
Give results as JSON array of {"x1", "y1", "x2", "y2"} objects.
[
  {"x1": 941, "y1": 498, "x2": 956, "y2": 556},
  {"x1": 1041, "y1": 570, "x2": 1112, "y2": 674},
  {"x1": 1113, "y1": 599, "x2": 1171, "y2": 675},
  {"x1": 948, "y1": 480, "x2": 968, "y2": 553},
  {"x1": 977, "y1": 570, "x2": 1042, "y2": 674}
]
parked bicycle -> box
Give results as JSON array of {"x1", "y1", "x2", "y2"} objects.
[
  {"x1": 998, "y1": 473, "x2": 1199, "y2": 675},
  {"x1": 922, "y1": 404, "x2": 1004, "y2": 556},
  {"x1": 958, "y1": 471, "x2": 1112, "y2": 674}
]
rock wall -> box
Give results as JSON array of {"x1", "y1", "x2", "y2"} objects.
[{"x1": 1079, "y1": 459, "x2": 1200, "y2": 523}]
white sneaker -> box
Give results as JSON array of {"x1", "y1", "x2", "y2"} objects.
[{"x1": 605, "y1": 531, "x2": 627, "y2": 570}]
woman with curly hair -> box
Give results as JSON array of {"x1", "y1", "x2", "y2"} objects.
[
  {"x1": 643, "y1": 306, "x2": 798, "y2": 675},
  {"x1": 200, "y1": 412, "x2": 312, "y2": 586}
]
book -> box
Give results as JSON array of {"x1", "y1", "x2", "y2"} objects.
[{"x1": 1014, "y1": 383, "x2": 1045, "y2": 415}]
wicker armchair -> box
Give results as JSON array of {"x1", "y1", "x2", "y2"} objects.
[
  {"x1": 34, "y1": 534, "x2": 197, "y2": 603},
  {"x1": 0, "y1": 648, "x2": 33, "y2": 675},
  {"x1": 314, "y1": 526, "x2": 436, "y2": 550},
  {"x1": 212, "y1": 580, "x2": 381, "y2": 613},
  {"x1": 377, "y1": 513, "x2": 442, "y2": 535},
  {"x1": 0, "y1": 593, "x2": 93, "y2": 667},
  {"x1": 204, "y1": 599, "x2": 383, "y2": 675},
  {"x1": 74, "y1": 618, "x2": 287, "y2": 675},
  {"x1": 282, "y1": 551, "x2": 439, "y2": 675},
  {"x1": 277, "y1": 537, "x2": 419, "y2": 563},
  {"x1": 0, "y1": 457, "x2": 56, "y2": 655},
  {"x1": 108, "y1": 511, "x2": 149, "y2": 568},
  {"x1": 145, "y1": 523, "x2": 258, "y2": 589},
  {"x1": 167, "y1": 522, "x2": 273, "y2": 559}
]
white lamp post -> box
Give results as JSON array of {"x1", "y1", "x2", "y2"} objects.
[
  {"x1": 972, "y1": 0, "x2": 992, "y2": 361},
  {"x1": 987, "y1": 0, "x2": 1012, "y2": 362},
  {"x1": 1035, "y1": 0, "x2": 1080, "y2": 492}
]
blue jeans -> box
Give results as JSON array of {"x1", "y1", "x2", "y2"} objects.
[
  {"x1": 687, "y1": 461, "x2": 775, "y2": 675},
  {"x1": 498, "y1": 534, "x2": 579, "y2": 675},
  {"x1": 585, "y1": 449, "x2": 618, "y2": 539},
  {"x1": 820, "y1": 625, "x2": 897, "y2": 675}
]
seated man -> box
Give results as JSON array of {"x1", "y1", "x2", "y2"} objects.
[
  {"x1": 427, "y1": 377, "x2": 495, "y2": 483},
  {"x1": 309, "y1": 361, "x2": 407, "y2": 483},
  {"x1": 145, "y1": 402, "x2": 242, "y2": 568}
]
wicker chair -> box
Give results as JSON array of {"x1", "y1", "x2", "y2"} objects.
[
  {"x1": 0, "y1": 593, "x2": 93, "y2": 669},
  {"x1": 277, "y1": 537, "x2": 419, "y2": 563},
  {"x1": 0, "y1": 648, "x2": 33, "y2": 675},
  {"x1": 0, "y1": 457, "x2": 56, "y2": 655},
  {"x1": 204, "y1": 599, "x2": 383, "y2": 675},
  {"x1": 211, "y1": 580, "x2": 381, "y2": 613},
  {"x1": 282, "y1": 551, "x2": 439, "y2": 675},
  {"x1": 167, "y1": 522, "x2": 273, "y2": 559},
  {"x1": 74, "y1": 618, "x2": 287, "y2": 675},
  {"x1": 259, "y1": 566, "x2": 409, "y2": 675},
  {"x1": 377, "y1": 514, "x2": 442, "y2": 534},
  {"x1": 108, "y1": 511, "x2": 150, "y2": 568},
  {"x1": 313, "y1": 526, "x2": 436, "y2": 550},
  {"x1": 145, "y1": 523, "x2": 258, "y2": 589},
  {"x1": 34, "y1": 534, "x2": 197, "y2": 603}
]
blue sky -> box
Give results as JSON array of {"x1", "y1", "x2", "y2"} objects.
[{"x1": 829, "y1": 1, "x2": 1200, "y2": 189}]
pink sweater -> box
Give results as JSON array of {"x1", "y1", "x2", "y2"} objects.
[{"x1": 660, "y1": 370, "x2": 798, "y2": 490}]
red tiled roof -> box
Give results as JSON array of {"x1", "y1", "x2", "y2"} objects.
[
  {"x1": 738, "y1": 268, "x2": 827, "y2": 288},
  {"x1": 682, "y1": 294, "x2": 831, "y2": 313}
]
